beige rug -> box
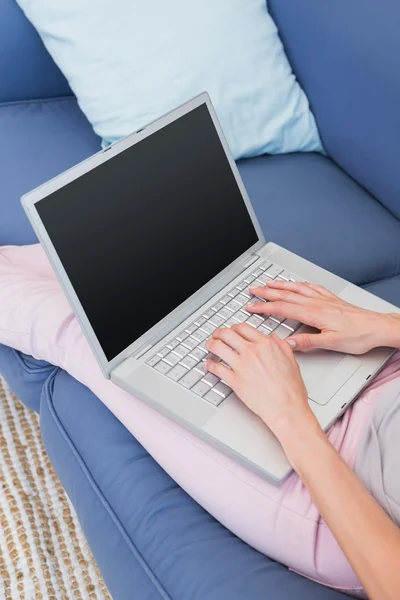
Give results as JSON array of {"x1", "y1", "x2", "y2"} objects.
[{"x1": 0, "y1": 376, "x2": 112, "y2": 600}]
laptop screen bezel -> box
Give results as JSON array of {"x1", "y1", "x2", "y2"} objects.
[{"x1": 21, "y1": 93, "x2": 265, "y2": 377}]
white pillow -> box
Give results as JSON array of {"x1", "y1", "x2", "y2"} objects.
[{"x1": 17, "y1": 0, "x2": 323, "y2": 158}]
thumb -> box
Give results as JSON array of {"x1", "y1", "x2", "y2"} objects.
[{"x1": 286, "y1": 333, "x2": 326, "y2": 352}]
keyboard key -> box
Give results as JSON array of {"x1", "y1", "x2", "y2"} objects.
[
  {"x1": 195, "y1": 361, "x2": 208, "y2": 375},
  {"x1": 257, "y1": 273, "x2": 271, "y2": 284},
  {"x1": 200, "y1": 321, "x2": 217, "y2": 335},
  {"x1": 259, "y1": 261, "x2": 272, "y2": 271},
  {"x1": 225, "y1": 317, "x2": 240, "y2": 327},
  {"x1": 213, "y1": 381, "x2": 232, "y2": 398},
  {"x1": 192, "y1": 380, "x2": 213, "y2": 397},
  {"x1": 212, "y1": 301, "x2": 224, "y2": 312},
  {"x1": 277, "y1": 270, "x2": 291, "y2": 281},
  {"x1": 192, "y1": 328, "x2": 209, "y2": 342},
  {"x1": 236, "y1": 293, "x2": 249, "y2": 306},
  {"x1": 180, "y1": 355, "x2": 199, "y2": 369},
  {"x1": 247, "y1": 315, "x2": 264, "y2": 328},
  {"x1": 258, "y1": 325, "x2": 272, "y2": 335},
  {"x1": 203, "y1": 372, "x2": 219, "y2": 386},
  {"x1": 176, "y1": 331, "x2": 189, "y2": 342},
  {"x1": 203, "y1": 309, "x2": 215, "y2": 319},
  {"x1": 174, "y1": 344, "x2": 191, "y2": 358},
  {"x1": 263, "y1": 318, "x2": 279, "y2": 331},
  {"x1": 179, "y1": 369, "x2": 204, "y2": 389},
  {"x1": 209, "y1": 314, "x2": 226, "y2": 327},
  {"x1": 265, "y1": 265, "x2": 283, "y2": 279},
  {"x1": 190, "y1": 347, "x2": 207, "y2": 361},
  {"x1": 244, "y1": 273, "x2": 256, "y2": 284},
  {"x1": 195, "y1": 316, "x2": 207, "y2": 327},
  {"x1": 220, "y1": 295, "x2": 232, "y2": 305},
  {"x1": 218, "y1": 307, "x2": 233, "y2": 320},
  {"x1": 164, "y1": 352, "x2": 181, "y2": 366},
  {"x1": 204, "y1": 389, "x2": 225, "y2": 407},
  {"x1": 251, "y1": 268, "x2": 264, "y2": 278},
  {"x1": 274, "y1": 325, "x2": 292, "y2": 340},
  {"x1": 235, "y1": 281, "x2": 248, "y2": 291},
  {"x1": 228, "y1": 288, "x2": 240, "y2": 298},
  {"x1": 182, "y1": 336, "x2": 199, "y2": 350},
  {"x1": 157, "y1": 347, "x2": 170, "y2": 357},
  {"x1": 167, "y1": 339, "x2": 180, "y2": 350},
  {"x1": 185, "y1": 323, "x2": 198, "y2": 335},
  {"x1": 226, "y1": 299, "x2": 242, "y2": 312},
  {"x1": 281, "y1": 319, "x2": 302, "y2": 332},
  {"x1": 232, "y1": 310, "x2": 248, "y2": 323},
  {"x1": 167, "y1": 364, "x2": 188, "y2": 381},
  {"x1": 146, "y1": 354, "x2": 161, "y2": 367},
  {"x1": 270, "y1": 315, "x2": 284, "y2": 324},
  {"x1": 154, "y1": 360, "x2": 172, "y2": 375}
]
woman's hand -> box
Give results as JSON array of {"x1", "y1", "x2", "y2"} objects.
[
  {"x1": 205, "y1": 323, "x2": 318, "y2": 442},
  {"x1": 247, "y1": 280, "x2": 400, "y2": 354}
]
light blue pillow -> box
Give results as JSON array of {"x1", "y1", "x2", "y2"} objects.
[{"x1": 17, "y1": 0, "x2": 323, "y2": 158}]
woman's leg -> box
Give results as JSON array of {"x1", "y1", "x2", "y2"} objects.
[{"x1": 2, "y1": 244, "x2": 399, "y2": 593}]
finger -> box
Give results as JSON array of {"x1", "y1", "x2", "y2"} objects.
[
  {"x1": 212, "y1": 326, "x2": 246, "y2": 353},
  {"x1": 247, "y1": 300, "x2": 318, "y2": 327},
  {"x1": 303, "y1": 283, "x2": 336, "y2": 299},
  {"x1": 262, "y1": 280, "x2": 324, "y2": 299},
  {"x1": 286, "y1": 332, "x2": 331, "y2": 352},
  {"x1": 248, "y1": 285, "x2": 313, "y2": 306},
  {"x1": 205, "y1": 338, "x2": 239, "y2": 368},
  {"x1": 206, "y1": 359, "x2": 235, "y2": 385},
  {"x1": 231, "y1": 322, "x2": 263, "y2": 342}
]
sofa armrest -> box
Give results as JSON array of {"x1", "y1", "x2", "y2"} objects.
[{"x1": 0, "y1": 0, "x2": 71, "y2": 103}]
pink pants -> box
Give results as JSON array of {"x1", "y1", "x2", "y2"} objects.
[{"x1": 1, "y1": 244, "x2": 400, "y2": 596}]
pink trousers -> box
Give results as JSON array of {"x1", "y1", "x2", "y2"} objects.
[{"x1": 1, "y1": 244, "x2": 400, "y2": 596}]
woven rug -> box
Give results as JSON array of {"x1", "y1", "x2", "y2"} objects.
[{"x1": 0, "y1": 376, "x2": 112, "y2": 600}]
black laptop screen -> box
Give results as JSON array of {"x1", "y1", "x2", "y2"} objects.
[{"x1": 35, "y1": 103, "x2": 259, "y2": 361}]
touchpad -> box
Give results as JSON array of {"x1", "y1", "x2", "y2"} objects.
[{"x1": 295, "y1": 351, "x2": 362, "y2": 406}]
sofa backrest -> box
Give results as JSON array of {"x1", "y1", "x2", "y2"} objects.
[{"x1": 269, "y1": 0, "x2": 400, "y2": 220}]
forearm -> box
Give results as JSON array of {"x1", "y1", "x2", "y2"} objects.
[{"x1": 278, "y1": 417, "x2": 400, "y2": 600}]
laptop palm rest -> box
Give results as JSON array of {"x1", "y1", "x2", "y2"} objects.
[{"x1": 295, "y1": 348, "x2": 362, "y2": 406}]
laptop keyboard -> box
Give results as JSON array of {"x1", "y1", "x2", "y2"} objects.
[{"x1": 146, "y1": 261, "x2": 303, "y2": 407}]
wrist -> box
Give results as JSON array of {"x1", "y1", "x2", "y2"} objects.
[
  {"x1": 374, "y1": 312, "x2": 400, "y2": 349},
  {"x1": 268, "y1": 409, "x2": 327, "y2": 471}
]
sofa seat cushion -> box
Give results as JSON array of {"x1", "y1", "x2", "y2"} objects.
[
  {"x1": 0, "y1": 97, "x2": 100, "y2": 246},
  {"x1": 238, "y1": 153, "x2": 400, "y2": 285}
]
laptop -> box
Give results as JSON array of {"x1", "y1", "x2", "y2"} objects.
[{"x1": 22, "y1": 93, "x2": 397, "y2": 483}]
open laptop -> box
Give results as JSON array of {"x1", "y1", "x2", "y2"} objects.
[{"x1": 22, "y1": 93, "x2": 397, "y2": 483}]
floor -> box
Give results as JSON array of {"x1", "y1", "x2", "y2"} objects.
[{"x1": 0, "y1": 377, "x2": 111, "y2": 600}]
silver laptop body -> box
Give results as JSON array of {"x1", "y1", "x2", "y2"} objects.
[{"x1": 22, "y1": 93, "x2": 397, "y2": 483}]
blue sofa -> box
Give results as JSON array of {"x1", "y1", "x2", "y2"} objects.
[{"x1": 1, "y1": 1, "x2": 400, "y2": 598}]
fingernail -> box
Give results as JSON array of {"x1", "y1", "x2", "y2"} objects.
[
  {"x1": 266, "y1": 280, "x2": 277, "y2": 285},
  {"x1": 249, "y1": 286, "x2": 257, "y2": 292},
  {"x1": 287, "y1": 339, "x2": 296, "y2": 348}
]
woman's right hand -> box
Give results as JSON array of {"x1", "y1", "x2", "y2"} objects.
[{"x1": 247, "y1": 280, "x2": 400, "y2": 354}]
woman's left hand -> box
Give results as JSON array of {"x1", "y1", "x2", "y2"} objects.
[{"x1": 205, "y1": 323, "x2": 318, "y2": 442}]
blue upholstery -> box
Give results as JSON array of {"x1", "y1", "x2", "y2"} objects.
[
  {"x1": 269, "y1": 0, "x2": 400, "y2": 221},
  {"x1": 364, "y1": 275, "x2": 400, "y2": 306},
  {"x1": 238, "y1": 154, "x2": 400, "y2": 285},
  {"x1": 0, "y1": 98, "x2": 100, "y2": 245},
  {"x1": 0, "y1": 0, "x2": 71, "y2": 102}
]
